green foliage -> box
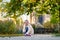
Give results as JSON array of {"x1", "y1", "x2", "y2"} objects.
[
  {"x1": 16, "y1": 29, "x2": 22, "y2": 34},
  {"x1": 0, "y1": 19, "x2": 16, "y2": 34},
  {"x1": 5, "y1": 0, "x2": 24, "y2": 18},
  {"x1": 0, "y1": 0, "x2": 2, "y2": 2},
  {"x1": 0, "y1": 0, "x2": 60, "y2": 24},
  {"x1": 43, "y1": 22, "x2": 52, "y2": 28}
]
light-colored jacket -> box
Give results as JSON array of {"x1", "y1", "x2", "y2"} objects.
[{"x1": 23, "y1": 24, "x2": 34, "y2": 35}]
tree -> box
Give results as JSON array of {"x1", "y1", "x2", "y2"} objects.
[
  {"x1": 0, "y1": 0, "x2": 2, "y2": 2},
  {"x1": 5, "y1": 0, "x2": 40, "y2": 18},
  {"x1": 1, "y1": 0, "x2": 60, "y2": 27}
]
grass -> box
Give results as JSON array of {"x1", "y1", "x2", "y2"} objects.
[
  {"x1": 54, "y1": 33, "x2": 60, "y2": 36},
  {"x1": 52, "y1": 33, "x2": 60, "y2": 37},
  {"x1": 0, "y1": 33, "x2": 60, "y2": 37},
  {"x1": 0, "y1": 34, "x2": 23, "y2": 37}
]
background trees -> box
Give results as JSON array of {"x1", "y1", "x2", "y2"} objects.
[
  {"x1": 0, "y1": 0, "x2": 60, "y2": 33},
  {"x1": 0, "y1": 0, "x2": 59, "y2": 20}
]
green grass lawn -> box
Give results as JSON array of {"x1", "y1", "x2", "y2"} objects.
[
  {"x1": 51, "y1": 33, "x2": 60, "y2": 36},
  {"x1": 0, "y1": 33, "x2": 60, "y2": 37},
  {"x1": 0, "y1": 34, "x2": 23, "y2": 37},
  {"x1": 54, "y1": 33, "x2": 60, "y2": 36}
]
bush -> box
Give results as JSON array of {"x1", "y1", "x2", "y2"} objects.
[
  {"x1": 43, "y1": 22, "x2": 52, "y2": 28},
  {"x1": 0, "y1": 19, "x2": 16, "y2": 34},
  {"x1": 16, "y1": 29, "x2": 22, "y2": 34}
]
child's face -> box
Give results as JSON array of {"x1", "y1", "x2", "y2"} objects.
[{"x1": 25, "y1": 21, "x2": 29, "y2": 25}]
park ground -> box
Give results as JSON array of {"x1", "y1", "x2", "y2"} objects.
[{"x1": 0, "y1": 34, "x2": 60, "y2": 40}]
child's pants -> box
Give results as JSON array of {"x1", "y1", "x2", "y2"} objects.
[{"x1": 24, "y1": 27, "x2": 28, "y2": 34}]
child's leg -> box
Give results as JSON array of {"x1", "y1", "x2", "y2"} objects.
[{"x1": 24, "y1": 27, "x2": 28, "y2": 34}]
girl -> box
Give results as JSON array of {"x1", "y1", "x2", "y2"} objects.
[{"x1": 23, "y1": 20, "x2": 34, "y2": 36}]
